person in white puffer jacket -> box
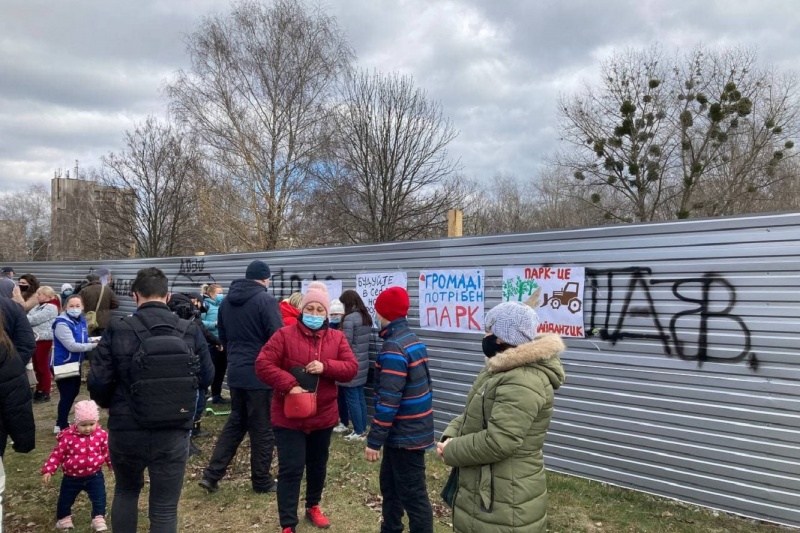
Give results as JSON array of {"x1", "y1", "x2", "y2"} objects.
[{"x1": 27, "y1": 286, "x2": 61, "y2": 403}]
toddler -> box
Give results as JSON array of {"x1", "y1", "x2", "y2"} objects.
[{"x1": 42, "y1": 400, "x2": 111, "y2": 531}]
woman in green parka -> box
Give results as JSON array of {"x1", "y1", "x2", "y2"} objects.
[{"x1": 437, "y1": 295, "x2": 566, "y2": 533}]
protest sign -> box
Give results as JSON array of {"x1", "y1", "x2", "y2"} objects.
[
  {"x1": 301, "y1": 279, "x2": 342, "y2": 302},
  {"x1": 502, "y1": 266, "x2": 585, "y2": 337},
  {"x1": 419, "y1": 269, "x2": 484, "y2": 333},
  {"x1": 355, "y1": 272, "x2": 408, "y2": 326}
]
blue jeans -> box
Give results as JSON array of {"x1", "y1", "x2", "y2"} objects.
[
  {"x1": 109, "y1": 430, "x2": 189, "y2": 533},
  {"x1": 55, "y1": 376, "x2": 81, "y2": 429},
  {"x1": 342, "y1": 386, "x2": 367, "y2": 435},
  {"x1": 56, "y1": 471, "x2": 106, "y2": 520}
]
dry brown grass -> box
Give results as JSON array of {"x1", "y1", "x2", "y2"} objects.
[{"x1": 2, "y1": 388, "x2": 793, "y2": 532}]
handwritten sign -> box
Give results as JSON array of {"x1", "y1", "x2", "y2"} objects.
[
  {"x1": 502, "y1": 266, "x2": 585, "y2": 337},
  {"x1": 419, "y1": 269, "x2": 484, "y2": 333},
  {"x1": 356, "y1": 272, "x2": 408, "y2": 327},
  {"x1": 301, "y1": 279, "x2": 343, "y2": 302}
]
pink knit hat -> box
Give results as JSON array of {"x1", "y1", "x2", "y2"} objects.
[
  {"x1": 301, "y1": 282, "x2": 330, "y2": 313},
  {"x1": 74, "y1": 400, "x2": 100, "y2": 424}
]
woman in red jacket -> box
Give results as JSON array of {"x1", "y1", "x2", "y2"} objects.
[{"x1": 256, "y1": 283, "x2": 358, "y2": 533}]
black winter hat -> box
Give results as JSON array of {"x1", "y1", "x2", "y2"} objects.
[{"x1": 245, "y1": 260, "x2": 271, "y2": 280}]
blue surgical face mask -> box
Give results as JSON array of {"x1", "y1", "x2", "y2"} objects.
[
  {"x1": 215, "y1": 294, "x2": 223, "y2": 304},
  {"x1": 329, "y1": 317, "x2": 341, "y2": 325},
  {"x1": 302, "y1": 314, "x2": 325, "y2": 330},
  {"x1": 62, "y1": 290, "x2": 73, "y2": 296},
  {"x1": 66, "y1": 309, "x2": 82, "y2": 319}
]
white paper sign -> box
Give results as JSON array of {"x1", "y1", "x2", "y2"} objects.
[
  {"x1": 356, "y1": 272, "x2": 408, "y2": 326},
  {"x1": 301, "y1": 279, "x2": 343, "y2": 302},
  {"x1": 502, "y1": 266, "x2": 585, "y2": 337},
  {"x1": 418, "y1": 269, "x2": 484, "y2": 333}
]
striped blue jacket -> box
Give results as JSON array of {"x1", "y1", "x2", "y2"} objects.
[{"x1": 367, "y1": 318, "x2": 434, "y2": 451}]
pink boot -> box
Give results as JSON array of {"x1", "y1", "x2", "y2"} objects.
[
  {"x1": 55, "y1": 516, "x2": 74, "y2": 530},
  {"x1": 92, "y1": 515, "x2": 108, "y2": 532}
]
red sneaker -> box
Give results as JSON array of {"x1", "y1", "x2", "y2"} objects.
[
  {"x1": 305, "y1": 505, "x2": 331, "y2": 528},
  {"x1": 281, "y1": 528, "x2": 295, "y2": 533}
]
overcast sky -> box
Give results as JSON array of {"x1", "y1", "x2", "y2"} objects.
[{"x1": 1, "y1": 0, "x2": 797, "y2": 192}]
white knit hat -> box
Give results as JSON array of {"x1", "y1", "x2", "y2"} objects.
[
  {"x1": 329, "y1": 299, "x2": 345, "y2": 315},
  {"x1": 484, "y1": 302, "x2": 540, "y2": 346}
]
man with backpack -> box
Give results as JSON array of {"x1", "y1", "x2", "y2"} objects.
[{"x1": 88, "y1": 267, "x2": 213, "y2": 533}]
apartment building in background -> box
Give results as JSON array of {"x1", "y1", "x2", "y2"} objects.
[{"x1": 50, "y1": 175, "x2": 136, "y2": 260}]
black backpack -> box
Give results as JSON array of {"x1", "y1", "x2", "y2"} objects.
[{"x1": 127, "y1": 315, "x2": 201, "y2": 429}]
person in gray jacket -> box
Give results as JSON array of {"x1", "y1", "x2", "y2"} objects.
[
  {"x1": 338, "y1": 290, "x2": 373, "y2": 441},
  {"x1": 27, "y1": 286, "x2": 60, "y2": 403}
]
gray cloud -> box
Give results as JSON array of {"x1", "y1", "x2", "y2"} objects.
[{"x1": 1, "y1": 0, "x2": 798, "y2": 191}]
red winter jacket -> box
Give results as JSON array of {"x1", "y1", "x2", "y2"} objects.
[
  {"x1": 279, "y1": 300, "x2": 301, "y2": 327},
  {"x1": 42, "y1": 425, "x2": 111, "y2": 477},
  {"x1": 256, "y1": 322, "x2": 358, "y2": 432}
]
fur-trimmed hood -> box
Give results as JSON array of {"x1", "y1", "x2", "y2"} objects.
[{"x1": 485, "y1": 333, "x2": 566, "y2": 389}]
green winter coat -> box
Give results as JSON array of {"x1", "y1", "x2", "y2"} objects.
[{"x1": 441, "y1": 334, "x2": 566, "y2": 533}]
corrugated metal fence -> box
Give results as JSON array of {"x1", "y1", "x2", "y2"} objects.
[{"x1": 7, "y1": 212, "x2": 800, "y2": 527}]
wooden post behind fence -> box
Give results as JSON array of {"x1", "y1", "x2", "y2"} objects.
[{"x1": 447, "y1": 209, "x2": 463, "y2": 238}]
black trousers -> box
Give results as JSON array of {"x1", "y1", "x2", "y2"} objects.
[
  {"x1": 109, "y1": 430, "x2": 189, "y2": 533},
  {"x1": 273, "y1": 425, "x2": 334, "y2": 529},
  {"x1": 210, "y1": 346, "x2": 227, "y2": 397},
  {"x1": 203, "y1": 388, "x2": 275, "y2": 490},
  {"x1": 380, "y1": 447, "x2": 433, "y2": 533}
]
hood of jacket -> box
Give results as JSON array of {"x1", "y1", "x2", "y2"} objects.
[
  {"x1": 227, "y1": 279, "x2": 268, "y2": 306},
  {"x1": 486, "y1": 333, "x2": 566, "y2": 389},
  {"x1": 279, "y1": 300, "x2": 300, "y2": 318}
]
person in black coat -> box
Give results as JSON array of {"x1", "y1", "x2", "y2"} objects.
[
  {"x1": 0, "y1": 298, "x2": 36, "y2": 458},
  {"x1": 88, "y1": 268, "x2": 213, "y2": 533},
  {"x1": 199, "y1": 260, "x2": 283, "y2": 494}
]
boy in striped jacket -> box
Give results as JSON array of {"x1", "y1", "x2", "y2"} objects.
[{"x1": 365, "y1": 287, "x2": 434, "y2": 533}]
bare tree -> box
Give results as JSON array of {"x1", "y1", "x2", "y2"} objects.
[
  {"x1": 95, "y1": 117, "x2": 201, "y2": 258},
  {"x1": 315, "y1": 69, "x2": 461, "y2": 243},
  {"x1": 557, "y1": 45, "x2": 800, "y2": 222},
  {"x1": 462, "y1": 174, "x2": 540, "y2": 236},
  {"x1": 0, "y1": 184, "x2": 51, "y2": 260},
  {"x1": 167, "y1": 0, "x2": 354, "y2": 251}
]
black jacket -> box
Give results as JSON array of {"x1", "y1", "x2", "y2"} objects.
[
  {"x1": 1, "y1": 296, "x2": 35, "y2": 365},
  {"x1": 218, "y1": 279, "x2": 282, "y2": 390},
  {"x1": 0, "y1": 344, "x2": 36, "y2": 457},
  {"x1": 88, "y1": 301, "x2": 214, "y2": 431}
]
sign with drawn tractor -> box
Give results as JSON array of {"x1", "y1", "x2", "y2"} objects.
[{"x1": 502, "y1": 266, "x2": 586, "y2": 337}]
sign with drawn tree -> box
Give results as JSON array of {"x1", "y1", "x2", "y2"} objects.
[{"x1": 502, "y1": 266, "x2": 586, "y2": 337}]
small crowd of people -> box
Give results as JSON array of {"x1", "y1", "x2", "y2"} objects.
[{"x1": 0, "y1": 260, "x2": 566, "y2": 533}]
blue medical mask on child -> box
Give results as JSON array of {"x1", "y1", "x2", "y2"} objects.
[
  {"x1": 66, "y1": 309, "x2": 82, "y2": 319},
  {"x1": 302, "y1": 314, "x2": 325, "y2": 330},
  {"x1": 329, "y1": 317, "x2": 341, "y2": 325},
  {"x1": 215, "y1": 294, "x2": 223, "y2": 304}
]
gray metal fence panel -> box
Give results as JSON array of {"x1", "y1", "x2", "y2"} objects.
[{"x1": 6, "y1": 212, "x2": 800, "y2": 527}]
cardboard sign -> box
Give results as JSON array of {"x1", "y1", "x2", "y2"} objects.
[
  {"x1": 502, "y1": 266, "x2": 585, "y2": 337},
  {"x1": 356, "y1": 272, "x2": 408, "y2": 327},
  {"x1": 419, "y1": 269, "x2": 484, "y2": 333}
]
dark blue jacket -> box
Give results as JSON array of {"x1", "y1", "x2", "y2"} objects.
[
  {"x1": 367, "y1": 318, "x2": 435, "y2": 451},
  {"x1": 88, "y1": 302, "x2": 213, "y2": 431},
  {"x1": 0, "y1": 296, "x2": 35, "y2": 365},
  {"x1": 218, "y1": 279, "x2": 283, "y2": 390}
]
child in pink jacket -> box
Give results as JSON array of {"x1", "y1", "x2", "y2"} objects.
[{"x1": 42, "y1": 400, "x2": 111, "y2": 531}]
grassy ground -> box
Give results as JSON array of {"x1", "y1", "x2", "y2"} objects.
[{"x1": 2, "y1": 388, "x2": 793, "y2": 532}]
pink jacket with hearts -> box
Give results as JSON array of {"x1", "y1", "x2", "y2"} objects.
[{"x1": 41, "y1": 425, "x2": 111, "y2": 477}]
